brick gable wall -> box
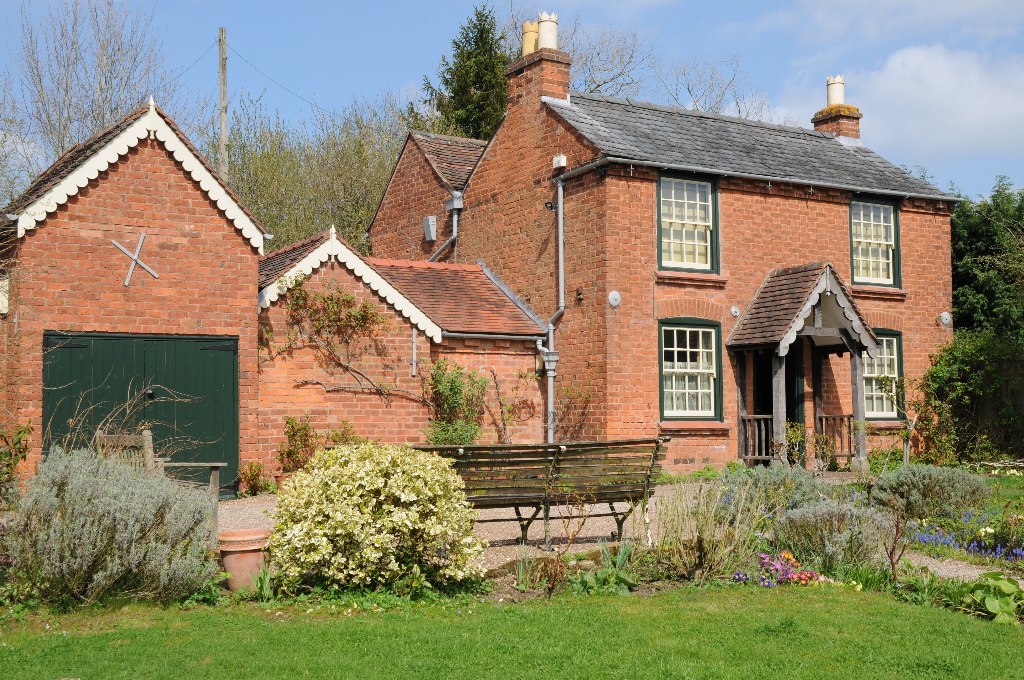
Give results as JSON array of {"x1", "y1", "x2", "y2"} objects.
[
  {"x1": 8, "y1": 139, "x2": 261, "y2": 473},
  {"x1": 257, "y1": 262, "x2": 543, "y2": 468},
  {"x1": 371, "y1": 141, "x2": 454, "y2": 261}
]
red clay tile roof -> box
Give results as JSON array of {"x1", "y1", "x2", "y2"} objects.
[
  {"x1": 3, "y1": 101, "x2": 268, "y2": 239},
  {"x1": 366, "y1": 258, "x2": 545, "y2": 337},
  {"x1": 409, "y1": 131, "x2": 487, "y2": 191},
  {"x1": 258, "y1": 230, "x2": 330, "y2": 289},
  {"x1": 727, "y1": 262, "x2": 876, "y2": 349}
]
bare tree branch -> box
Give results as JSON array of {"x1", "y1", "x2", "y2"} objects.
[{"x1": 655, "y1": 55, "x2": 773, "y2": 121}]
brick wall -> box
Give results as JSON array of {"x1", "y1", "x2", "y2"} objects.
[
  {"x1": 9, "y1": 139, "x2": 261, "y2": 473},
  {"x1": 370, "y1": 139, "x2": 454, "y2": 260},
  {"x1": 257, "y1": 262, "x2": 543, "y2": 470}
]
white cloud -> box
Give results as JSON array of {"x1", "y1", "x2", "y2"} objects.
[{"x1": 779, "y1": 45, "x2": 1024, "y2": 157}]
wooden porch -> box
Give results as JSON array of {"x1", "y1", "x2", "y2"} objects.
[{"x1": 727, "y1": 263, "x2": 878, "y2": 469}]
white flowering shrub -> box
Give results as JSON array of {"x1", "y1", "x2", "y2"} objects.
[
  {"x1": 4, "y1": 448, "x2": 216, "y2": 604},
  {"x1": 268, "y1": 443, "x2": 484, "y2": 590}
]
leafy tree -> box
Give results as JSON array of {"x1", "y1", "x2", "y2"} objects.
[
  {"x1": 951, "y1": 177, "x2": 1024, "y2": 333},
  {"x1": 423, "y1": 4, "x2": 513, "y2": 139}
]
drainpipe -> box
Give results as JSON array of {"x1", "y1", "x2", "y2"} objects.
[
  {"x1": 428, "y1": 191, "x2": 462, "y2": 262},
  {"x1": 538, "y1": 176, "x2": 566, "y2": 443}
]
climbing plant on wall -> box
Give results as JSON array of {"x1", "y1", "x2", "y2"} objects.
[{"x1": 260, "y1": 275, "x2": 403, "y2": 398}]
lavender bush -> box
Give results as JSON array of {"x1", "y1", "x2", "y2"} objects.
[{"x1": 3, "y1": 448, "x2": 216, "y2": 604}]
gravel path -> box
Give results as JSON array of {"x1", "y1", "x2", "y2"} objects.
[{"x1": 217, "y1": 487, "x2": 997, "y2": 578}]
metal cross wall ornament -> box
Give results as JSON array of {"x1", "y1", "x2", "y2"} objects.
[{"x1": 112, "y1": 232, "x2": 159, "y2": 287}]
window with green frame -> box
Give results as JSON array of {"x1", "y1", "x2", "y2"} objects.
[
  {"x1": 658, "y1": 175, "x2": 718, "y2": 272},
  {"x1": 850, "y1": 200, "x2": 900, "y2": 286},
  {"x1": 862, "y1": 330, "x2": 903, "y2": 419},
  {"x1": 659, "y1": 318, "x2": 723, "y2": 420}
]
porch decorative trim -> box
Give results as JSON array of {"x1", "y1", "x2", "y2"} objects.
[
  {"x1": 257, "y1": 227, "x2": 444, "y2": 343},
  {"x1": 14, "y1": 101, "x2": 266, "y2": 253},
  {"x1": 779, "y1": 266, "x2": 876, "y2": 358}
]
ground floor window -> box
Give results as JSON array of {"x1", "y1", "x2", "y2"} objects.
[
  {"x1": 660, "y1": 319, "x2": 721, "y2": 419},
  {"x1": 863, "y1": 331, "x2": 902, "y2": 418}
]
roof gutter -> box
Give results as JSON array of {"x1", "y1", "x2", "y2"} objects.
[
  {"x1": 441, "y1": 331, "x2": 546, "y2": 342},
  {"x1": 559, "y1": 155, "x2": 956, "y2": 203}
]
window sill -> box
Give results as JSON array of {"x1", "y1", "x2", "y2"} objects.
[
  {"x1": 655, "y1": 270, "x2": 728, "y2": 288},
  {"x1": 852, "y1": 285, "x2": 907, "y2": 301},
  {"x1": 659, "y1": 420, "x2": 730, "y2": 434},
  {"x1": 866, "y1": 419, "x2": 905, "y2": 431}
]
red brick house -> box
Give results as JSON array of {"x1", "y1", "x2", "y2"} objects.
[
  {"x1": 256, "y1": 226, "x2": 545, "y2": 461},
  {"x1": 0, "y1": 103, "x2": 544, "y2": 490},
  {"x1": 369, "y1": 20, "x2": 956, "y2": 471}
]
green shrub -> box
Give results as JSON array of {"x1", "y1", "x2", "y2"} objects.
[
  {"x1": 775, "y1": 500, "x2": 891, "y2": 574},
  {"x1": 952, "y1": 572, "x2": 1024, "y2": 624},
  {"x1": 0, "y1": 423, "x2": 31, "y2": 507},
  {"x1": 872, "y1": 464, "x2": 990, "y2": 521},
  {"x1": 652, "y1": 478, "x2": 774, "y2": 583},
  {"x1": 424, "y1": 359, "x2": 487, "y2": 446},
  {"x1": 724, "y1": 462, "x2": 829, "y2": 517},
  {"x1": 568, "y1": 542, "x2": 637, "y2": 596},
  {"x1": 268, "y1": 443, "x2": 484, "y2": 591},
  {"x1": 3, "y1": 449, "x2": 216, "y2": 604}
]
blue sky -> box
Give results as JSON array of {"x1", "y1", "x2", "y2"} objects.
[{"x1": 3, "y1": 0, "x2": 1023, "y2": 197}]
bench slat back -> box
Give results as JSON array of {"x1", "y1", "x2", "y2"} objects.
[{"x1": 415, "y1": 439, "x2": 667, "y2": 509}]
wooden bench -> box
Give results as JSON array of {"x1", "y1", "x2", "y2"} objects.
[{"x1": 415, "y1": 438, "x2": 667, "y2": 550}]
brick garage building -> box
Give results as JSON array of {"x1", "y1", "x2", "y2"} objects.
[
  {"x1": 370, "y1": 18, "x2": 956, "y2": 471},
  {"x1": 0, "y1": 102, "x2": 268, "y2": 487},
  {"x1": 257, "y1": 227, "x2": 545, "y2": 459}
]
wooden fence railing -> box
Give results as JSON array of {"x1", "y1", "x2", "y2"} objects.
[
  {"x1": 740, "y1": 415, "x2": 774, "y2": 462},
  {"x1": 815, "y1": 414, "x2": 855, "y2": 463}
]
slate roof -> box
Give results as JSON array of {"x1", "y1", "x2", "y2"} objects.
[
  {"x1": 258, "y1": 231, "x2": 330, "y2": 289},
  {"x1": 3, "y1": 101, "x2": 269, "y2": 236},
  {"x1": 727, "y1": 262, "x2": 875, "y2": 349},
  {"x1": 545, "y1": 93, "x2": 948, "y2": 200},
  {"x1": 365, "y1": 258, "x2": 545, "y2": 337},
  {"x1": 409, "y1": 131, "x2": 487, "y2": 191}
]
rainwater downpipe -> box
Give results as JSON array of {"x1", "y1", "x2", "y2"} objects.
[
  {"x1": 428, "y1": 191, "x2": 462, "y2": 262},
  {"x1": 539, "y1": 176, "x2": 566, "y2": 443}
]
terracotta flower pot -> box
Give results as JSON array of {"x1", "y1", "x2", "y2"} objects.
[
  {"x1": 274, "y1": 472, "x2": 293, "y2": 490},
  {"x1": 219, "y1": 528, "x2": 271, "y2": 592}
]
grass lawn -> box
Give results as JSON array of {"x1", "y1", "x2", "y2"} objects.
[{"x1": 1, "y1": 586, "x2": 1020, "y2": 679}]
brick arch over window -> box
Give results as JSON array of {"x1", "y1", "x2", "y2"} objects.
[
  {"x1": 864, "y1": 311, "x2": 904, "y2": 333},
  {"x1": 655, "y1": 298, "x2": 724, "y2": 322}
]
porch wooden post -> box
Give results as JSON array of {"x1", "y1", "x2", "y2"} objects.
[
  {"x1": 850, "y1": 348, "x2": 869, "y2": 472},
  {"x1": 772, "y1": 351, "x2": 787, "y2": 463},
  {"x1": 735, "y1": 351, "x2": 748, "y2": 459}
]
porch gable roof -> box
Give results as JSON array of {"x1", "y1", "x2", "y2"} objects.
[{"x1": 727, "y1": 262, "x2": 877, "y2": 356}]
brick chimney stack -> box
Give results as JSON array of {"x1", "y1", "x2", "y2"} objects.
[
  {"x1": 506, "y1": 12, "x2": 571, "y2": 107},
  {"x1": 812, "y1": 75, "x2": 862, "y2": 139}
]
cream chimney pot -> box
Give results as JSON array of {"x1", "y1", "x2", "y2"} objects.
[
  {"x1": 522, "y1": 20, "x2": 538, "y2": 56},
  {"x1": 537, "y1": 12, "x2": 558, "y2": 50},
  {"x1": 826, "y1": 75, "x2": 846, "y2": 106}
]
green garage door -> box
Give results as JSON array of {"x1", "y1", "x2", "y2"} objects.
[{"x1": 42, "y1": 333, "x2": 239, "y2": 494}]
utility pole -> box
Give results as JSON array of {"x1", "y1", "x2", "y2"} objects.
[{"x1": 218, "y1": 27, "x2": 228, "y2": 178}]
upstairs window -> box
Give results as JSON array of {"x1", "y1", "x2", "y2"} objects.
[
  {"x1": 863, "y1": 332, "x2": 902, "y2": 419},
  {"x1": 660, "y1": 320, "x2": 721, "y2": 419},
  {"x1": 851, "y1": 201, "x2": 899, "y2": 286},
  {"x1": 659, "y1": 176, "x2": 717, "y2": 272}
]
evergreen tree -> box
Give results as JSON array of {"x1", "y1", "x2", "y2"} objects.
[
  {"x1": 423, "y1": 4, "x2": 513, "y2": 140},
  {"x1": 952, "y1": 177, "x2": 1024, "y2": 334}
]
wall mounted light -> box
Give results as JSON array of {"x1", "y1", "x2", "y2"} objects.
[
  {"x1": 939, "y1": 311, "x2": 952, "y2": 327},
  {"x1": 608, "y1": 291, "x2": 621, "y2": 307}
]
